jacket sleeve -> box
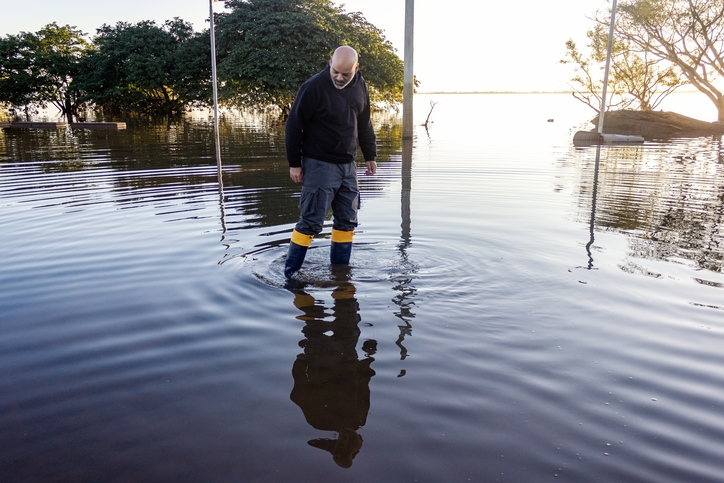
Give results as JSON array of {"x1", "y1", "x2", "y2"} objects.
[
  {"x1": 357, "y1": 80, "x2": 377, "y2": 162},
  {"x1": 285, "y1": 83, "x2": 314, "y2": 168}
]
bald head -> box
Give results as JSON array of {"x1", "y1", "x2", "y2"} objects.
[
  {"x1": 329, "y1": 46, "x2": 359, "y2": 89},
  {"x1": 332, "y1": 46, "x2": 358, "y2": 67}
]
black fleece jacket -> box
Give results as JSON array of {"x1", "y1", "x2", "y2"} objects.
[{"x1": 285, "y1": 65, "x2": 377, "y2": 167}]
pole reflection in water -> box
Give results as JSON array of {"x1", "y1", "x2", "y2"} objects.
[
  {"x1": 584, "y1": 144, "x2": 602, "y2": 270},
  {"x1": 394, "y1": 138, "x2": 416, "y2": 366},
  {"x1": 288, "y1": 273, "x2": 377, "y2": 468},
  {"x1": 217, "y1": 154, "x2": 227, "y2": 236}
]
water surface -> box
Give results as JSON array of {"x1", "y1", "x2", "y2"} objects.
[{"x1": 2, "y1": 94, "x2": 724, "y2": 482}]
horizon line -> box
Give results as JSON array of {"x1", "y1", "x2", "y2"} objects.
[
  {"x1": 417, "y1": 89, "x2": 704, "y2": 95},
  {"x1": 417, "y1": 90, "x2": 571, "y2": 95}
]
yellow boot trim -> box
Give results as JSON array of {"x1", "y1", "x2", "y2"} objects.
[
  {"x1": 293, "y1": 292, "x2": 316, "y2": 313},
  {"x1": 331, "y1": 229, "x2": 354, "y2": 243},
  {"x1": 332, "y1": 284, "x2": 356, "y2": 300},
  {"x1": 291, "y1": 230, "x2": 314, "y2": 247}
]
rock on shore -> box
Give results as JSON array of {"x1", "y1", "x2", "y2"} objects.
[{"x1": 591, "y1": 110, "x2": 724, "y2": 140}]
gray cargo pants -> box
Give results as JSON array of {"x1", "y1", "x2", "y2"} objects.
[{"x1": 295, "y1": 157, "x2": 359, "y2": 235}]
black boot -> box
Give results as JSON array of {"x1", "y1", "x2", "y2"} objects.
[
  {"x1": 330, "y1": 229, "x2": 353, "y2": 265},
  {"x1": 285, "y1": 242, "x2": 308, "y2": 278},
  {"x1": 285, "y1": 230, "x2": 313, "y2": 278}
]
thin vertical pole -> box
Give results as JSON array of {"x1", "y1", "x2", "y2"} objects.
[
  {"x1": 210, "y1": 0, "x2": 222, "y2": 173},
  {"x1": 597, "y1": 0, "x2": 618, "y2": 134},
  {"x1": 401, "y1": 138, "x2": 412, "y2": 244},
  {"x1": 402, "y1": 0, "x2": 414, "y2": 140}
]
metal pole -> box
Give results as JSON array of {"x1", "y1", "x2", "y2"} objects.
[
  {"x1": 210, "y1": 0, "x2": 222, "y2": 171},
  {"x1": 402, "y1": 0, "x2": 414, "y2": 140},
  {"x1": 597, "y1": 0, "x2": 618, "y2": 134}
]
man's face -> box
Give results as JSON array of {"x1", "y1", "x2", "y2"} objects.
[{"x1": 329, "y1": 59, "x2": 358, "y2": 90}]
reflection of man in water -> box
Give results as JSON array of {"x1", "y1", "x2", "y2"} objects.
[{"x1": 289, "y1": 282, "x2": 376, "y2": 468}]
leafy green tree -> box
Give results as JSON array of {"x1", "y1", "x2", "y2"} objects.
[
  {"x1": 611, "y1": 0, "x2": 724, "y2": 121},
  {"x1": 75, "y1": 19, "x2": 208, "y2": 115},
  {"x1": 215, "y1": 0, "x2": 404, "y2": 113},
  {"x1": 340, "y1": 11, "x2": 404, "y2": 110},
  {"x1": 0, "y1": 34, "x2": 36, "y2": 116},
  {"x1": 562, "y1": 21, "x2": 682, "y2": 113},
  {"x1": 0, "y1": 23, "x2": 89, "y2": 120},
  {"x1": 172, "y1": 30, "x2": 213, "y2": 108}
]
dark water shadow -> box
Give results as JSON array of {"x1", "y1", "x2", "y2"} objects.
[{"x1": 287, "y1": 272, "x2": 376, "y2": 468}]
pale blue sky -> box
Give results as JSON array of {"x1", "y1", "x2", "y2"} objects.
[{"x1": 1, "y1": 0, "x2": 609, "y2": 92}]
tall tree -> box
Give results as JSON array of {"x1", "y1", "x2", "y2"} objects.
[
  {"x1": 75, "y1": 19, "x2": 207, "y2": 115},
  {"x1": 0, "y1": 33, "x2": 37, "y2": 116},
  {"x1": 214, "y1": 0, "x2": 404, "y2": 113},
  {"x1": 562, "y1": 21, "x2": 682, "y2": 113},
  {"x1": 340, "y1": 11, "x2": 404, "y2": 110},
  {"x1": 612, "y1": 0, "x2": 724, "y2": 121},
  {"x1": 0, "y1": 23, "x2": 89, "y2": 120}
]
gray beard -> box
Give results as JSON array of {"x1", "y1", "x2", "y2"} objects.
[{"x1": 331, "y1": 74, "x2": 352, "y2": 90}]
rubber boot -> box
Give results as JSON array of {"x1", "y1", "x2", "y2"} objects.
[
  {"x1": 285, "y1": 230, "x2": 314, "y2": 278},
  {"x1": 330, "y1": 229, "x2": 354, "y2": 265}
]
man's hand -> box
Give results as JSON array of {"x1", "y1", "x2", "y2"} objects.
[
  {"x1": 290, "y1": 166, "x2": 303, "y2": 184},
  {"x1": 365, "y1": 160, "x2": 377, "y2": 176}
]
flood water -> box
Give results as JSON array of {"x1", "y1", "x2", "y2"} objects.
[{"x1": 2, "y1": 93, "x2": 724, "y2": 482}]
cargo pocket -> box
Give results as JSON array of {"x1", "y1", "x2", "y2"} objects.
[{"x1": 299, "y1": 187, "x2": 329, "y2": 233}]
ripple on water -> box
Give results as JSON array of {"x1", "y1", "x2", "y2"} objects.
[{"x1": 3, "y1": 96, "x2": 724, "y2": 482}]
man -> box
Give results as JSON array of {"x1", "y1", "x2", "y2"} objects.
[{"x1": 284, "y1": 45, "x2": 377, "y2": 278}]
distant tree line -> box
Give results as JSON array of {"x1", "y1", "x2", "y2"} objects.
[
  {"x1": 0, "y1": 0, "x2": 404, "y2": 121},
  {"x1": 562, "y1": 0, "x2": 724, "y2": 121}
]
